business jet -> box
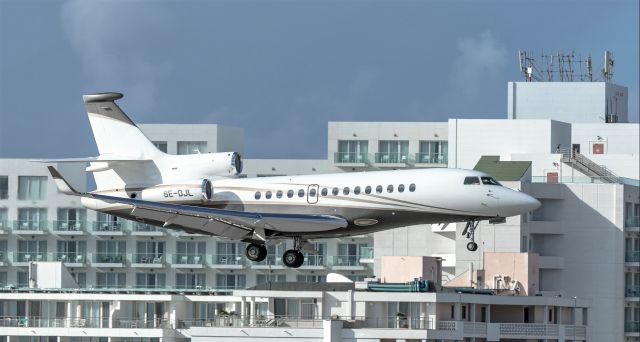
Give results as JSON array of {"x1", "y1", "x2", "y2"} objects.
[{"x1": 42, "y1": 92, "x2": 540, "y2": 268}]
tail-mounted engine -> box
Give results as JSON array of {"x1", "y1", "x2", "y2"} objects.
[{"x1": 139, "y1": 178, "x2": 214, "y2": 203}]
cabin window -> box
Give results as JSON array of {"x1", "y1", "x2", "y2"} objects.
[
  {"x1": 354, "y1": 186, "x2": 361, "y2": 195},
  {"x1": 332, "y1": 187, "x2": 339, "y2": 196},
  {"x1": 398, "y1": 184, "x2": 405, "y2": 192},
  {"x1": 255, "y1": 192, "x2": 261, "y2": 200},
  {"x1": 343, "y1": 187, "x2": 350, "y2": 195},
  {"x1": 309, "y1": 188, "x2": 317, "y2": 197},
  {"x1": 365, "y1": 186, "x2": 372, "y2": 194},
  {"x1": 481, "y1": 176, "x2": 501, "y2": 186},
  {"x1": 276, "y1": 190, "x2": 283, "y2": 198},
  {"x1": 387, "y1": 185, "x2": 394, "y2": 193},
  {"x1": 265, "y1": 191, "x2": 272, "y2": 199},
  {"x1": 376, "y1": 185, "x2": 383, "y2": 193},
  {"x1": 321, "y1": 188, "x2": 328, "y2": 196},
  {"x1": 464, "y1": 176, "x2": 480, "y2": 185},
  {"x1": 287, "y1": 190, "x2": 294, "y2": 198},
  {"x1": 298, "y1": 189, "x2": 305, "y2": 198},
  {"x1": 409, "y1": 183, "x2": 416, "y2": 192}
]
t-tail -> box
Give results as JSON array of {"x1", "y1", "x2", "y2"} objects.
[{"x1": 35, "y1": 92, "x2": 243, "y2": 192}]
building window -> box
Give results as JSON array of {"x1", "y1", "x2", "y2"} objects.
[
  {"x1": 57, "y1": 240, "x2": 86, "y2": 263},
  {"x1": 0, "y1": 272, "x2": 6, "y2": 287},
  {"x1": 592, "y1": 143, "x2": 605, "y2": 154},
  {"x1": 176, "y1": 241, "x2": 206, "y2": 264},
  {"x1": 418, "y1": 141, "x2": 448, "y2": 164},
  {"x1": 0, "y1": 176, "x2": 7, "y2": 199},
  {"x1": 136, "y1": 241, "x2": 165, "y2": 263},
  {"x1": 18, "y1": 271, "x2": 28, "y2": 287},
  {"x1": 336, "y1": 140, "x2": 368, "y2": 163},
  {"x1": 177, "y1": 141, "x2": 207, "y2": 155},
  {"x1": 71, "y1": 272, "x2": 87, "y2": 288},
  {"x1": 176, "y1": 273, "x2": 206, "y2": 289},
  {"x1": 17, "y1": 240, "x2": 47, "y2": 262},
  {"x1": 216, "y1": 274, "x2": 246, "y2": 290},
  {"x1": 336, "y1": 243, "x2": 367, "y2": 266},
  {"x1": 136, "y1": 273, "x2": 166, "y2": 289},
  {"x1": 305, "y1": 242, "x2": 326, "y2": 266},
  {"x1": 0, "y1": 208, "x2": 7, "y2": 230},
  {"x1": 17, "y1": 208, "x2": 47, "y2": 230},
  {"x1": 257, "y1": 274, "x2": 286, "y2": 284},
  {"x1": 377, "y1": 140, "x2": 409, "y2": 163},
  {"x1": 296, "y1": 275, "x2": 326, "y2": 283},
  {"x1": 56, "y1": 208, "x2": 86, "y2": 231},
  {"x1": 96, "y1": 273, "x2": 126, "y2": 288},
  {"x1": 153, "y1": 141, "x2": 168, "y2": 153},
  {"x1": 0, "y1": 240, "x2": 7, "y2": 263},
  {"x1": 18, "y1": 176, "x2": 47, "y2": 200}
]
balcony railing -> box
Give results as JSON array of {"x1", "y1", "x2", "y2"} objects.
[
  {"x1": 12, "y1": 220, "x2": 47, "y2": 231},
  {"x1": 115, "y1": 318, "x2": 169, "y2": 329},
  {"x1": 415, "y1": 152, "x2": 447, "y2": 164},
  {"x1": 331, "y1": 255, "x2": 364, "y2": 267},
  {"x1": 172, "y1": 254, "x2": 204, "y2": 265},
  {"x1": 304, "y1": 254, "x2": 326, "y2": 267},
  {"x1": 359, "y1": 247, "x2": 374, "y2": 260},
  {"x1": 252, "y1": 256, "x2": 283, "y2": 267},
  {"x1": 374, "y1": 152, "x2": 410, "y2": 164},
  {"x1": 626, "y1": 321, "x2": 640, "y2": 332},
  {"x1": 92, "y1": 253, "x2": 126, "y2": 264},
  {"x1": 131, "y1": 222, "x2": 164, "y2": 233},
  {"x1": 92, "y1": 221, "x2": 125, "y2": 233},
  {"x1": 133, "y1": 253, "x2": 164, "y2": 264},
  {"x1": 0, "y1": 316, "x2": 110, "y2": 328},
  {"x1": 52, "y1": 220, "x2": 85, "y2": 232},
  {"x1": 13, "y1": 252, "x2": 47, "y2": 263},
  {"x1": 0, "y1": 220, "x2": 9, "y2": 230},
  {"x1": 212, "y1": 254, "x2": 245, "y2": 265},
  {"x1": 626, "y1": 251, "x2": 640, "y2": 263},
  {"x1": 52, "y1": 252, "x2": 86, "y2": 264},
  {"x1": 626, "y1": 216, "x2": 640, "y2": 228},
  {"x1": 625, "y1": 286, "x2": 640, "y2": 297},
  {"x1": 334, "y1": 152, "x2": 368, "y2": 164}
]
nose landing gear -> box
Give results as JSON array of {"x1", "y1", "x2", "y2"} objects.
[{"x1": 462, "y1": 220, "x2": 479, "y2": 252}]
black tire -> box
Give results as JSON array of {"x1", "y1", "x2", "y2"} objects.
[
  {"x1": 466, "y1": 242, "x2": 478, "y2": 252},
  {"x1": 246, "y1": 243, "x2": 267, "y2": 262},
  {"x1": 283, "y1": 249, "x2": 304, "y2": 268}
]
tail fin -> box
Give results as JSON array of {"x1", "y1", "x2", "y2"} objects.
[{"x1": 84, "y1": 93, "x2": 162, "y2": 158}]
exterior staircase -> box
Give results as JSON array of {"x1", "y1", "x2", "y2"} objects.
[{"x1": 560, "y1": 148, "x2": 621, "y2": 183}]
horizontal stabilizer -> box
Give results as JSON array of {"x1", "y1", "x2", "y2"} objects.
[
  {"x1": 47, "y1": 166, "x2": 83, "y2": 195},
  {"x1": 34, "y1": 156, "x2": 151, "y2": 163}
]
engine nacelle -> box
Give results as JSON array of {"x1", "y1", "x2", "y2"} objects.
[
  {"x1": 167, "y1": 152, "x2": 243, "y2": 177},
  {"x1": 140, "y1": 179, "x2": 214, "y2": 203}
]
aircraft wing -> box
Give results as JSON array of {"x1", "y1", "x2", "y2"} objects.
[
  {"x1": 33, "y1": 155, "x2": 152, "y2": 163},
  {"x1": 47, "y1": 166, "x2": 347, "y2": 240}
]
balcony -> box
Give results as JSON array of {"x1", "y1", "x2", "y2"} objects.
[
  {"x1": 373, "y1": 152, "x2": 410, "y2": 167},
  {"x1": 251, "y1": 256, "x2": 285, "y2": 269},
  {"x1": 131, "y1": 253, "x2": 165, "y2": 267},
  {"x1": 52, "y1": 252, "x2": 86, "y2": 266},
  {"x1": 211, "y1": 254, "x2": 246, "y2": 269},
  {"x1": 334, "y1": 152, "x2": 368, "y2": 167},
  {"x1": 625, "y1": 285, "x2": 640, "y2": 298},
  {"x1": 626, "y1": 251, "x2": 640, "y2": 264},
  {"x1": 0, "y1": 251, "x2": 7, "y2": 266},
  {"x1": 300, "y1": 254, "x2": 326, "y2": 269},
  {"x1": 330, "y1": 255, "x2": 368, "y2": 270},
  {"x1": 91, "y1": 221, "x2": 126, "y2": 236},
  {"x1": 13, "y1": 252, "x2": 48, "y2": 265},
  {"x1": 12, "y1": 220, "x2": 47, "y2": 234},
  {"x1": 91, "y1": 253, "x2": 127, "y2": 267},
  {"x1": 171, "y1": 254, "x2": 205, "y2": 268},
  {"x1": 51, "y1": 220, "x2": 86, "y2": 235},
  {"x1": 414, "y1": 152, "x2": 448, "y2": 166},
  {"x1": 359, "y1": 247, "x2": 374, "y2": 264},
  {"x1": 130, "y1": 222, "x2": 165, "y2": 236},
  {"x1": 626, "y1": 321, "x2": 640, "y2": 333},
  {"x1": 626, "y1": 216, "x2": 640, "y2": 231},
  {"x1": 0, "y1": 219, "x2": 9, "y2": 233}
]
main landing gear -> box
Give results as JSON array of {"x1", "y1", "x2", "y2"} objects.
[
  {"x1": 462, "y1": 220, "x2": 479, "y2": 252},
  {"x1": 245, "y1": 237, "x2": 306, "y2": 268}
]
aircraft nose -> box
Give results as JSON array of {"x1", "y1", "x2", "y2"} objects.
[
  {"x1": 520, "y1": 193, "x2": 541, "y2": 212},
  {"x1": 498, "y1": 190, "x2": 541, "y2": 217}
]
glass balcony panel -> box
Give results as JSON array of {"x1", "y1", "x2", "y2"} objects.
[
  {"x1": 52, "y1": 220, "x2": 85, "y2": 232},
  {"x1": 134, "y1": 253, "x2": 164, "y2": 264},
  {"x1": 359, "y1": 247, "x2": 374, "y2": 259},
  {"x1": 131, "y1": 222, "x2": 163, "y2": 232},
  {"x1": 626, "y1": 216, "x2": 640, "y2": 228},
  {"x1": 332, "y1": 255, "x2": 362, "y2": 267},
  {"x1": 52, "y1": 252, "x2": 86, "y2": 263},
  {"x1": 13, "y1": 220, "x2": 47, "y2": 231},
  {"x1": 626, "y1": 251, "x2": 640, "y2": 263},
  {"x1": 92, "y1": 253, "x2": 126, "y2": 264},
  {"x1": 213, "y1": 254, "x2": 244, "y2": 265},
  {"x1": 0, "y1": 220, "x2": 9, "y2": 230},
  {"x1": 414, "y1": 153, "x2": 447, "y2": 164},
  {"x1": 92, "y1": 221, "x2": 125, "y2": 232},
  {"x1": 304, "y1": 254, "x2": 326, "y2": 266},
  {"x1": 625, "y1": 322, "x2": 640, "y2": 332},
  {"x1": 334, "y1": 152, "x2": 368, "y2": 164},
  {"x1": 172, "y1": 254, "x2": 204, "y2": 265},
  {"x1": 252, "y1": 255, "x2": 283, "y2": 266},
  {"x1": 374, "y1": 152, "x2": 410, "y2": 164},
  {"x1": 14, "y1": 252, "x2": 48, "y2": 262}
]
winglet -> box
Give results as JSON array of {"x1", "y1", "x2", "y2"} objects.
[{"x1": 47, "y1": 166, "x2": 81, "y2": 195}]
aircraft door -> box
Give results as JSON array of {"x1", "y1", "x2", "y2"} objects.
[{"x1": 307, "y1": 184, "x2": 319, "y2": 204}]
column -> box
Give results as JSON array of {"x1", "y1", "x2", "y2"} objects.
[{"x1": 249, "y1": 297, "x2": 256, "y2": 325}]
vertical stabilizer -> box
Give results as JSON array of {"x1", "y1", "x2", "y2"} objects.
[{"x1": 83, "y1": 93, "x2": 162, "y2": 159}]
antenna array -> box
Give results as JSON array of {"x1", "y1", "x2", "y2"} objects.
[{"x1": 518, "y1": 50, "x2": 614, "y2": 82}]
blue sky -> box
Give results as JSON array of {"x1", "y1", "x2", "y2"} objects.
[{"x1": 0, "y1": 0, "x2": 638, "y2": 159}]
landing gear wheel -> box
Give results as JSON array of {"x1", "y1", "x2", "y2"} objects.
[
  {"x1": 283, "y1": 249, "x2": 305, "y2": 268},
  {"x1": 466, "y1": 242, "x2": 478, "y2": 252},
  {"x1": 246, "y1": 243, "x2": 267, "y2": 262}
]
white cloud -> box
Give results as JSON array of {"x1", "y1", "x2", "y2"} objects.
[{"x1": 60, "y1": 0, "x2": 173, "y2": 113}]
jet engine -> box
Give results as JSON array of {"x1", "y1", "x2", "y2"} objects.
[{"x1": 164, "y1": 152, "x2": 243, "y2": 177}]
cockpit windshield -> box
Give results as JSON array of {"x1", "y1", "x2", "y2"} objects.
[
  {"x1": 463, "y1": 176, "x2": 480, "y2": 185},
  {"x1": 481, "y1": 176, "x2": 501, "y2": 186}
]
